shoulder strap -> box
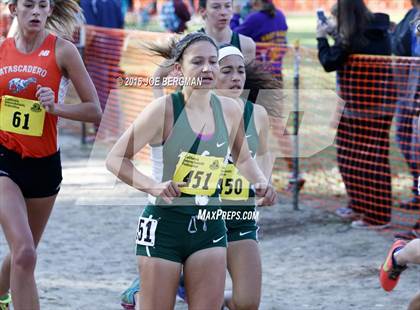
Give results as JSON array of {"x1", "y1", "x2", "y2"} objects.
[
  {"x1": 243, "y1": 100, "x2": 254, "y2": 130},
  {"x1": 43, "y1": 33, "x2": 56, "y2": 50},
  {"x1": 171, "y1": 92, "x2": 184, "y2": 126},
  {"x1": 230, "y1": 32, "x2": 242, "y2": 51},
  {"x1": 210, "y1": 93, "x2": 229, "y2": 142}
]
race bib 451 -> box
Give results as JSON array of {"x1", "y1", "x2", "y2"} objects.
[
  {"x1": 0, "y1": 95, "x2": 45, "y2": 137},
  {"x1": 173, "y1": 152, "x2": 225, "y2": 196}
]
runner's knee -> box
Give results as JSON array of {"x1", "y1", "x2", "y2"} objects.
[
  {"x1": 232, "y1": 295, "x2": 259, "y2": 310},
  {"x1": 13, "y1": 246, "x2": 37, "y2": 272},
  {"x1": 408, "y1": 293, "x2": 420, "y2": 310}
]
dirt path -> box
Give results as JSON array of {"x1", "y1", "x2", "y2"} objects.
[{"x1": 0, "y1": 132, "x2": 418, "y2": 309}]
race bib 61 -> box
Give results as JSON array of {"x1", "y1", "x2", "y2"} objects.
[
  {"x1": 0, "y1": 95, "x2": 45, "y2": 137},
  {"x1": 173, "y1": 152, "x2": 225, "y2": 196}
]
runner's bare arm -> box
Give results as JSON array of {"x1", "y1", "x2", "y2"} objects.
[
  {"x1": 254, "y1": 105, "x2": 273, "y2": 179},
  {"x1": 221, "y1": 97, "x2": 267, "y2": 185},
  {"x1": 221, "y1": 97, "x2": 276, "y2": 205},
  {"x1": 106, "y1": 96, "x2": 169, "y2": 194},
  {"x1": 53, "y1": 38, "x2": 102, "y2": 123}
]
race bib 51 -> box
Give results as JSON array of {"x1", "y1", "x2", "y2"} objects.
[
  {"x1": 220, "y1": 164, "x2": 250, "y2": 201},
  {"x1": 136, "y1": 216, "x2": 158, "y2": 247},
  {"x1": 173, "y1": 152, "x2": 225, "y2": 196},
  {"x1": 0, "y1": 95, "x2": 45, "y2": 137}
]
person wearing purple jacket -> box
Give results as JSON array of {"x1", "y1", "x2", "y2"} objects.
[
  {"x1": 231, "y1": 0, "x2": 302, "y2": 193},
  {"x1": 230, "y1": 0, "x2": 288, "y2": 45}
]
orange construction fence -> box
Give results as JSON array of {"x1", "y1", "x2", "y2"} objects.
[
  {"x1": 72, "y1": 26, "x2": 419, "y2": 230},
  {"x1": 0, "y1": 18, "x2": 417, "y2": 230}
]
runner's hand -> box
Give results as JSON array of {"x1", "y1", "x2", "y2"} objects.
[
  {"x1": 36, "y1": 85, "x2": 55, "y2": 113},
  {"x1": 255, "y1": 183, "x2": 277, "y2": 207},
  {"x1": 151, "y1": 181, "x2": 186, "y2": 204}
]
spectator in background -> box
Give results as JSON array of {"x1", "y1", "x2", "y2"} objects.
[
  {"x1": 188, "y1": 0, "x2": 195, "y2": 13},
  {"x1": 80, "y1": 0, "x2": 124, "y2": 134},
  {"x1": 392, "y1": 0, "x2": 420, "y2": 211},
  {"x1": 230, "y1": 0, "x2": 304, "y2": 192},
  {"x1": 392, "y1": 0, "x2": 419, "y2": 56},
  {"x1": 160, "y1": 0, "x2": 191, "y2": 33},
  {"x1": 174, "y1": 0, "x2": 191, "y2": 33},
  {"x1": 233, "y1": 0, "x2": 253, "y2": 20},
  {"x1": 230, "y1": 0, "x2": 287, "y2": 45},
  {"x1": 121, "y1": 0, "x2": 132, "y2": 20},
  {"x1": 317, "y1": 0, "x2": 394, "y2": 229},
  {"x1": 80, "y1": 0, "x2": 124, "y2": 29}
]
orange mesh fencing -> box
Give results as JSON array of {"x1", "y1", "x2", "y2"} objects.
[
  {"x1": 293, "y1": 53, "x2": 419, "y2": 229},
  {"x1": 1, "y1": 19, "x2": 417, "y2": 229},
  {"x1": 67, "y1": 27, "x2": 420, "y2": 229}
]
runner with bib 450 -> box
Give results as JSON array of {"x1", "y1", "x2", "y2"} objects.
[{"x1": 106, "y1": 32, "x2": 276, "y2": 310}]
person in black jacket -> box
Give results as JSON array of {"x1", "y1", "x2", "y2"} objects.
[{"x1": 317, "y1": 0, "x2": 394, "y2": 229}]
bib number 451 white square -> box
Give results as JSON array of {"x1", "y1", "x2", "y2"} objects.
[{"x1": 136, "y1": 217, "x2": 157, "y2": 247}]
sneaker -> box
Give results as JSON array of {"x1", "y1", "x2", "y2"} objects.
[
  {"x1": 351, "y1": 220, "x2": 391, "y2": 230},
  {"x1": 121, "y1": 278, "x2": 140, "y2": 310},
  {"x1": 335, "y1": 207, "x2": 360, "y2": 220},
  {"x1": 0, "y1": 293, "x2": 11, "y2": 310},
  {"x1": 379, "y1": 239, "x2": 407, "y2": 292}
]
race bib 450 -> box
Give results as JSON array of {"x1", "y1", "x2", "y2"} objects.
[{"x1": 220, "y1": 164, "x2": 250, "y2": 201}]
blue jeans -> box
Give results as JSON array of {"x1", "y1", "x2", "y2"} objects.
[{"x1": 395, "y1": 63, "x2": 419, "y2": 196}]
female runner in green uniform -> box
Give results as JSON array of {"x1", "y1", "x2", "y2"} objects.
[
  {"x1": 152, "y1": 0, "x2": 255, "y2": 99},
  {"x1": 107, "y1": 32, "x2": 276, "y2": 310},
  {"x1": 216, "y1": 44, "x2": 270, "y2": 310}
]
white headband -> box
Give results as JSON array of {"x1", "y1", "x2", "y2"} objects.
[{"x1": 218, "y1": 46, "x2": 244, "y2": 62}]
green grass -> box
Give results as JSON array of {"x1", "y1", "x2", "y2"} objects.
[
  {"x1": 285, "y1": 12, "x2": 406, "y2": 47},
  {"x1": 132, "y1": 12, "x2": 407, "y2": 48}
]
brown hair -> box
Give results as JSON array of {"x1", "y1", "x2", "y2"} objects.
[
  {"x1": 145, "y1": 31, "x2": 218, "y2": 65},
  {"x1": 10, "y1": 0, "x2": 82, "y2": 39},
  {"x1": 244, "y1": 61, "x2": 283, "y2": 117},
  {"x1": 337, "y1": 0, "x2": 372, "y2": 48},
  {"x1": 260, "y1": 0, "x2": 276, "y2": 18}
]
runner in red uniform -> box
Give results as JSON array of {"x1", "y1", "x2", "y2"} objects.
[{"x1": 0, "y1": 1, "x2": 101, "y2": 309}]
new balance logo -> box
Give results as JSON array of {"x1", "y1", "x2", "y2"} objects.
[{"x1": 38, "y1": 50, "x2": 50, "y2": 57}]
